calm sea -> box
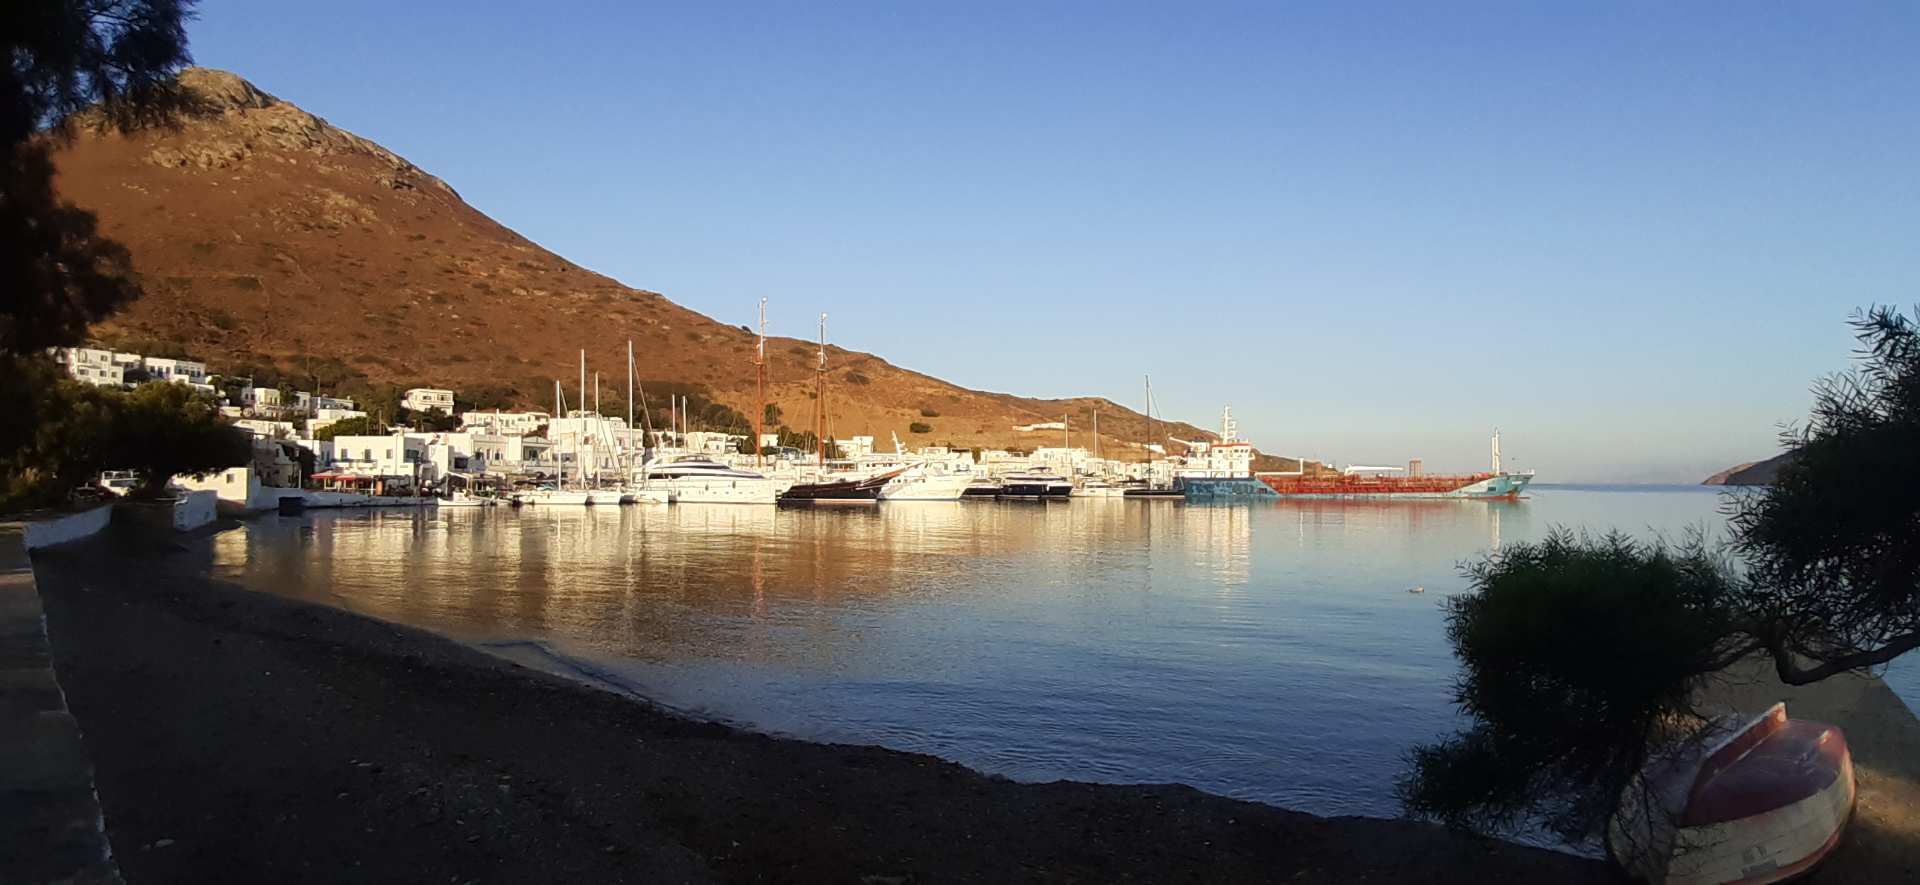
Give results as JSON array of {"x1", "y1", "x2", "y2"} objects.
[{"x1": 205, "y1": 484, "x2": 1920, "y2": 820}]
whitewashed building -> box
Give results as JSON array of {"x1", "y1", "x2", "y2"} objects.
[
  {"x1": 233, "y1": 418, "x2": 298, "y2": 439},
  {"x1": 329, "y1": 433, "x2": 431, "y2": 484},
  {"x1": 402, "y1": 387, "x2": 455, "y2": 414},
  {"x1": 459, "y1": 409, "x2": 550, "y2": 436},
  {"x1": 54, "y1": 347, "x2": 126, "y2": 386},
  {"x1": 141, "y1": 356, "x2": 208, "y2": 384}
]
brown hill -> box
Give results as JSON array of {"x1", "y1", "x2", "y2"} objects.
[
  {"x1": 49, "y1": 68, "x2": 1260, "y2": 462},
  {"x1": 1702, "y1": 451, "x2": 1794, "y2": 486}
]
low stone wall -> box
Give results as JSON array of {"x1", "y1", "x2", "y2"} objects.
[
  {"x1": 20, "y1": 505, "x2": 114, "y2": 552},
  {"x1": 0, "y1": 520, "x2": 121, "y2": 884},
  {"x1": 171, "y1": 491, "x2": 217, "y2": 532}
]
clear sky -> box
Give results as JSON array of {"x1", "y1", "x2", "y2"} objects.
[{"x1": 182, "y1": 2, "x2": 1919, "y2": 482}]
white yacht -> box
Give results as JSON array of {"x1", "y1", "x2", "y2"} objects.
[
  {"x1": 643, "y1": 456, "x2": 781, "y2": 504},
  {"x1": 880, "y1": 464, "x2": 975, "y2": 501}
]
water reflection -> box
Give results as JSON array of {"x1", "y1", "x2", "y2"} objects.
[{"x1": 207, "y1": 488, "x2": 1721, "y2": 818}]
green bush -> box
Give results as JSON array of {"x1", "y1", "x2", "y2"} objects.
[
  {"x1": 919, "y1": 407, "x2": 940, "y2": 418},
  {"x1": 909, "y1": 422, "x2": 932, "y2": 434}
]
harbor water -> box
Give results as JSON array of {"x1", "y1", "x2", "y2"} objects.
[{"x1": 205, "y1": 485, "x2": 1920, "y2": 820}]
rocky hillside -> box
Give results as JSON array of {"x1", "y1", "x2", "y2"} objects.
[
  {"x1": 50, "y1": 68, "x2": 1244, "y2": 459},
  {"x1": 1702, "y1": 451, "x2": 1794, "y2": 486}
]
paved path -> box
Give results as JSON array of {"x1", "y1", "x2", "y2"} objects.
[{"x1": 0, "y1": 523, "x2": 121, "y2": 885}]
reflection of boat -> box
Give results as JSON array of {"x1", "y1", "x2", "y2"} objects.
[
  {"x1": 999, "y1": 468, "x2": 1072, "y2": 499},
  {"x1": 1609, "y1": 703, "x2": 1853, "y2": 885},
  {"x1": 881, "y1": 465, "x2": 974, "y2": 501},
  {"x1": 645, "y1": 456, "x2": 779, "y2": 504},
  {"x1": 781, "y1": 467, "x2": 906, "y2": 504}
]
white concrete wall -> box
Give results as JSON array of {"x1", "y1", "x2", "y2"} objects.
[
  {"x1": 171, "y1": 491, "x2": 218, "y2": 531},
  {"x1": 21, "y1": 504, "x2": 114, "y2": 551}
]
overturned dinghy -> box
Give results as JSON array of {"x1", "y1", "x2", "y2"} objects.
[{"x1": 1609, "y1": 702, "x2": 1853, "y2": 885}]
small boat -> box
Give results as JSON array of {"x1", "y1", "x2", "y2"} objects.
[
  {"x1": 439, "y1": 493, "x2": 491, "y2": 508},
  {"x1": 583, "y1": 488, "x2": 629, "y2": 506},
  {"x1": 518, "y1": 488, "x2": 595, "y2": 506},
  {"x1": 780, "y1": 467, "x2": 906, "y2": 504},
  {"x1": 624, "y1": 486, "x2": 673, "y2": 505},
  {"x1": 1608, "y1": 702, "x2": 1853, "y2": 885},
  {"x1": 880, "y1": 465, "x2": 975, "y2": 501},
  {"x1": 1073, "y1": 480, "x2": 1128, "y2": 498},
  {"x1": 999, "y1": 468, "x2": 1072, "y2": 499},
  {"x1": 1123, "y1": 486, "x2": 1184, "y2": 500}
]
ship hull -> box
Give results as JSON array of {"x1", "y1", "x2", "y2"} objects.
[
  {"x1": 1179, "y1": 472, "x2": 1533, "y2": 500},
  {"x1": 779, "y1": 468, "x2": 905, "y2": 504}
]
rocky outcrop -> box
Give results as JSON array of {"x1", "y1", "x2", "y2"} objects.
[
  {"x1": 139, "y1": 68, "x2": 456, "y2": 199},
  {"x1": 1703, "y1": 451, "x2": 1795, "y2": 486}
]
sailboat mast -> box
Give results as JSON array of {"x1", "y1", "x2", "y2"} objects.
[
  {"x1": 626, "y1": 340, "x2": 635, "y2": 480},
  {"x1": 1144, "y1": 374, "x2": 1155, "y2": 484},
  {"x1": 816, "y1": 312, "x2": 828, "y2": 469},
  {"x1": 754, "y1": 298, "x2": 767, "y2": 468}
]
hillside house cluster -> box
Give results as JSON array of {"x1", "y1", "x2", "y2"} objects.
[{"x1": 53, "y1": 347, "x2": 214, "y2": 393}]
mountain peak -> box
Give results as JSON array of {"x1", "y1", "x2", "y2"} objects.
[{"x1": 175, "y1": 67, "x2": 280, "y2": 111}]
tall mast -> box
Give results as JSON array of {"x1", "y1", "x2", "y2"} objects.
[
  {"x1": 626, "y1": 340, "x2": 635, "y2": 480},
  {"x1": 554, "y1": 380, "x2": 563, "y2": 491},
  {"x1": 816, "y1": 312, "x2": 828, "y2": 469},
  {"x1": 578, "y1": 350, "x2": 585, "y2": 420},
  {"x1": 1093, "y1": 409, "x2": 1099, "y2": 460},
  {"x1": 754, "y1": 298, "x2": 767, "y2": 468},
  {"x1": 1145, "y1": 375, "x2": 1156, "y2": 483}
]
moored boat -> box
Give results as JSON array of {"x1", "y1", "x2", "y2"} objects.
[
  {"x1": 644, "y1": 456, "x2": 779, "y2": 504},
  {"x1": 999, "y1": 468, "x2": 1072, "y2": 499},
  {"x1": 780, "y1": 467, "x2": 907, "y2": 504},
  {"x1": 880, "y1": 465, "x2": 975, "y2": 501}
]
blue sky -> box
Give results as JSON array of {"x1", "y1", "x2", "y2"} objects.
[{"x1": 184, "y1": 2, "x2": 1918, "y2": 482}]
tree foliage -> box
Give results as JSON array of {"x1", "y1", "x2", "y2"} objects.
[
  {"x1": 1399, "y1": 531, "x2": 1738, "y2": 841},
  {"x1": 111, "y1": 380, "x2": 249, "y2": 493},
  {"x1": 1401, "y1": 307, "x2": 1920, "y2": 845},
  {"x1": 0, "y1": 375, "x2": 247, "y2": 508},
  {"x1": 313, "y1": 415, "x2": 380, "y2": 441},
  {"x1": 3, "y1": 0, "x2": 198, "y2": 356}
]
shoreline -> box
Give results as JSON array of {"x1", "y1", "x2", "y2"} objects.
[{"x1": 31, "y1": 525, "x2": 1609, "y2": 883}]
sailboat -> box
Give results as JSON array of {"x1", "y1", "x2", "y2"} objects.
[
  {"x1": 779, "y1": 313, "x2": 904, "y2": 504},
  {"x1": 519, "y1": 378, "x2": 594, "y2": 505},
  {"x1": 620, "y1": 341, "x2": 673, "y2": 504},
  {"x1": 1125, "y1": 375, "x2": 1183, "y2": 499}
]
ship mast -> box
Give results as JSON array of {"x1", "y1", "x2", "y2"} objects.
[
  {"x1": 815, "y1": 313, "x2": 828, "y2": 469},
  {"x1": 626, "y1": 340, "x2": 635, "y2": 482},
  {"x1": 754, "y1": 298, "x2": 767, "y2": 469},
  {"x1": 1144, "y1": 374, "x2": 1155, "y2": 486}
]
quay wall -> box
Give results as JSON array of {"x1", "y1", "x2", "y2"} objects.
[
  {"x1": 1, "y1": 512, "x2": 120, "y2": 883},
  {"x1": 21, "y1": 505, "x2": 114, "y2": 551},
  {"x1": 171, "y1": 491, "x2": 218, "y2": 532}
]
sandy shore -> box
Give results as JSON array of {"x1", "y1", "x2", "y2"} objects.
[{"x1": 29, "y1": 526, "x2": 1609, "y2": 883}]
